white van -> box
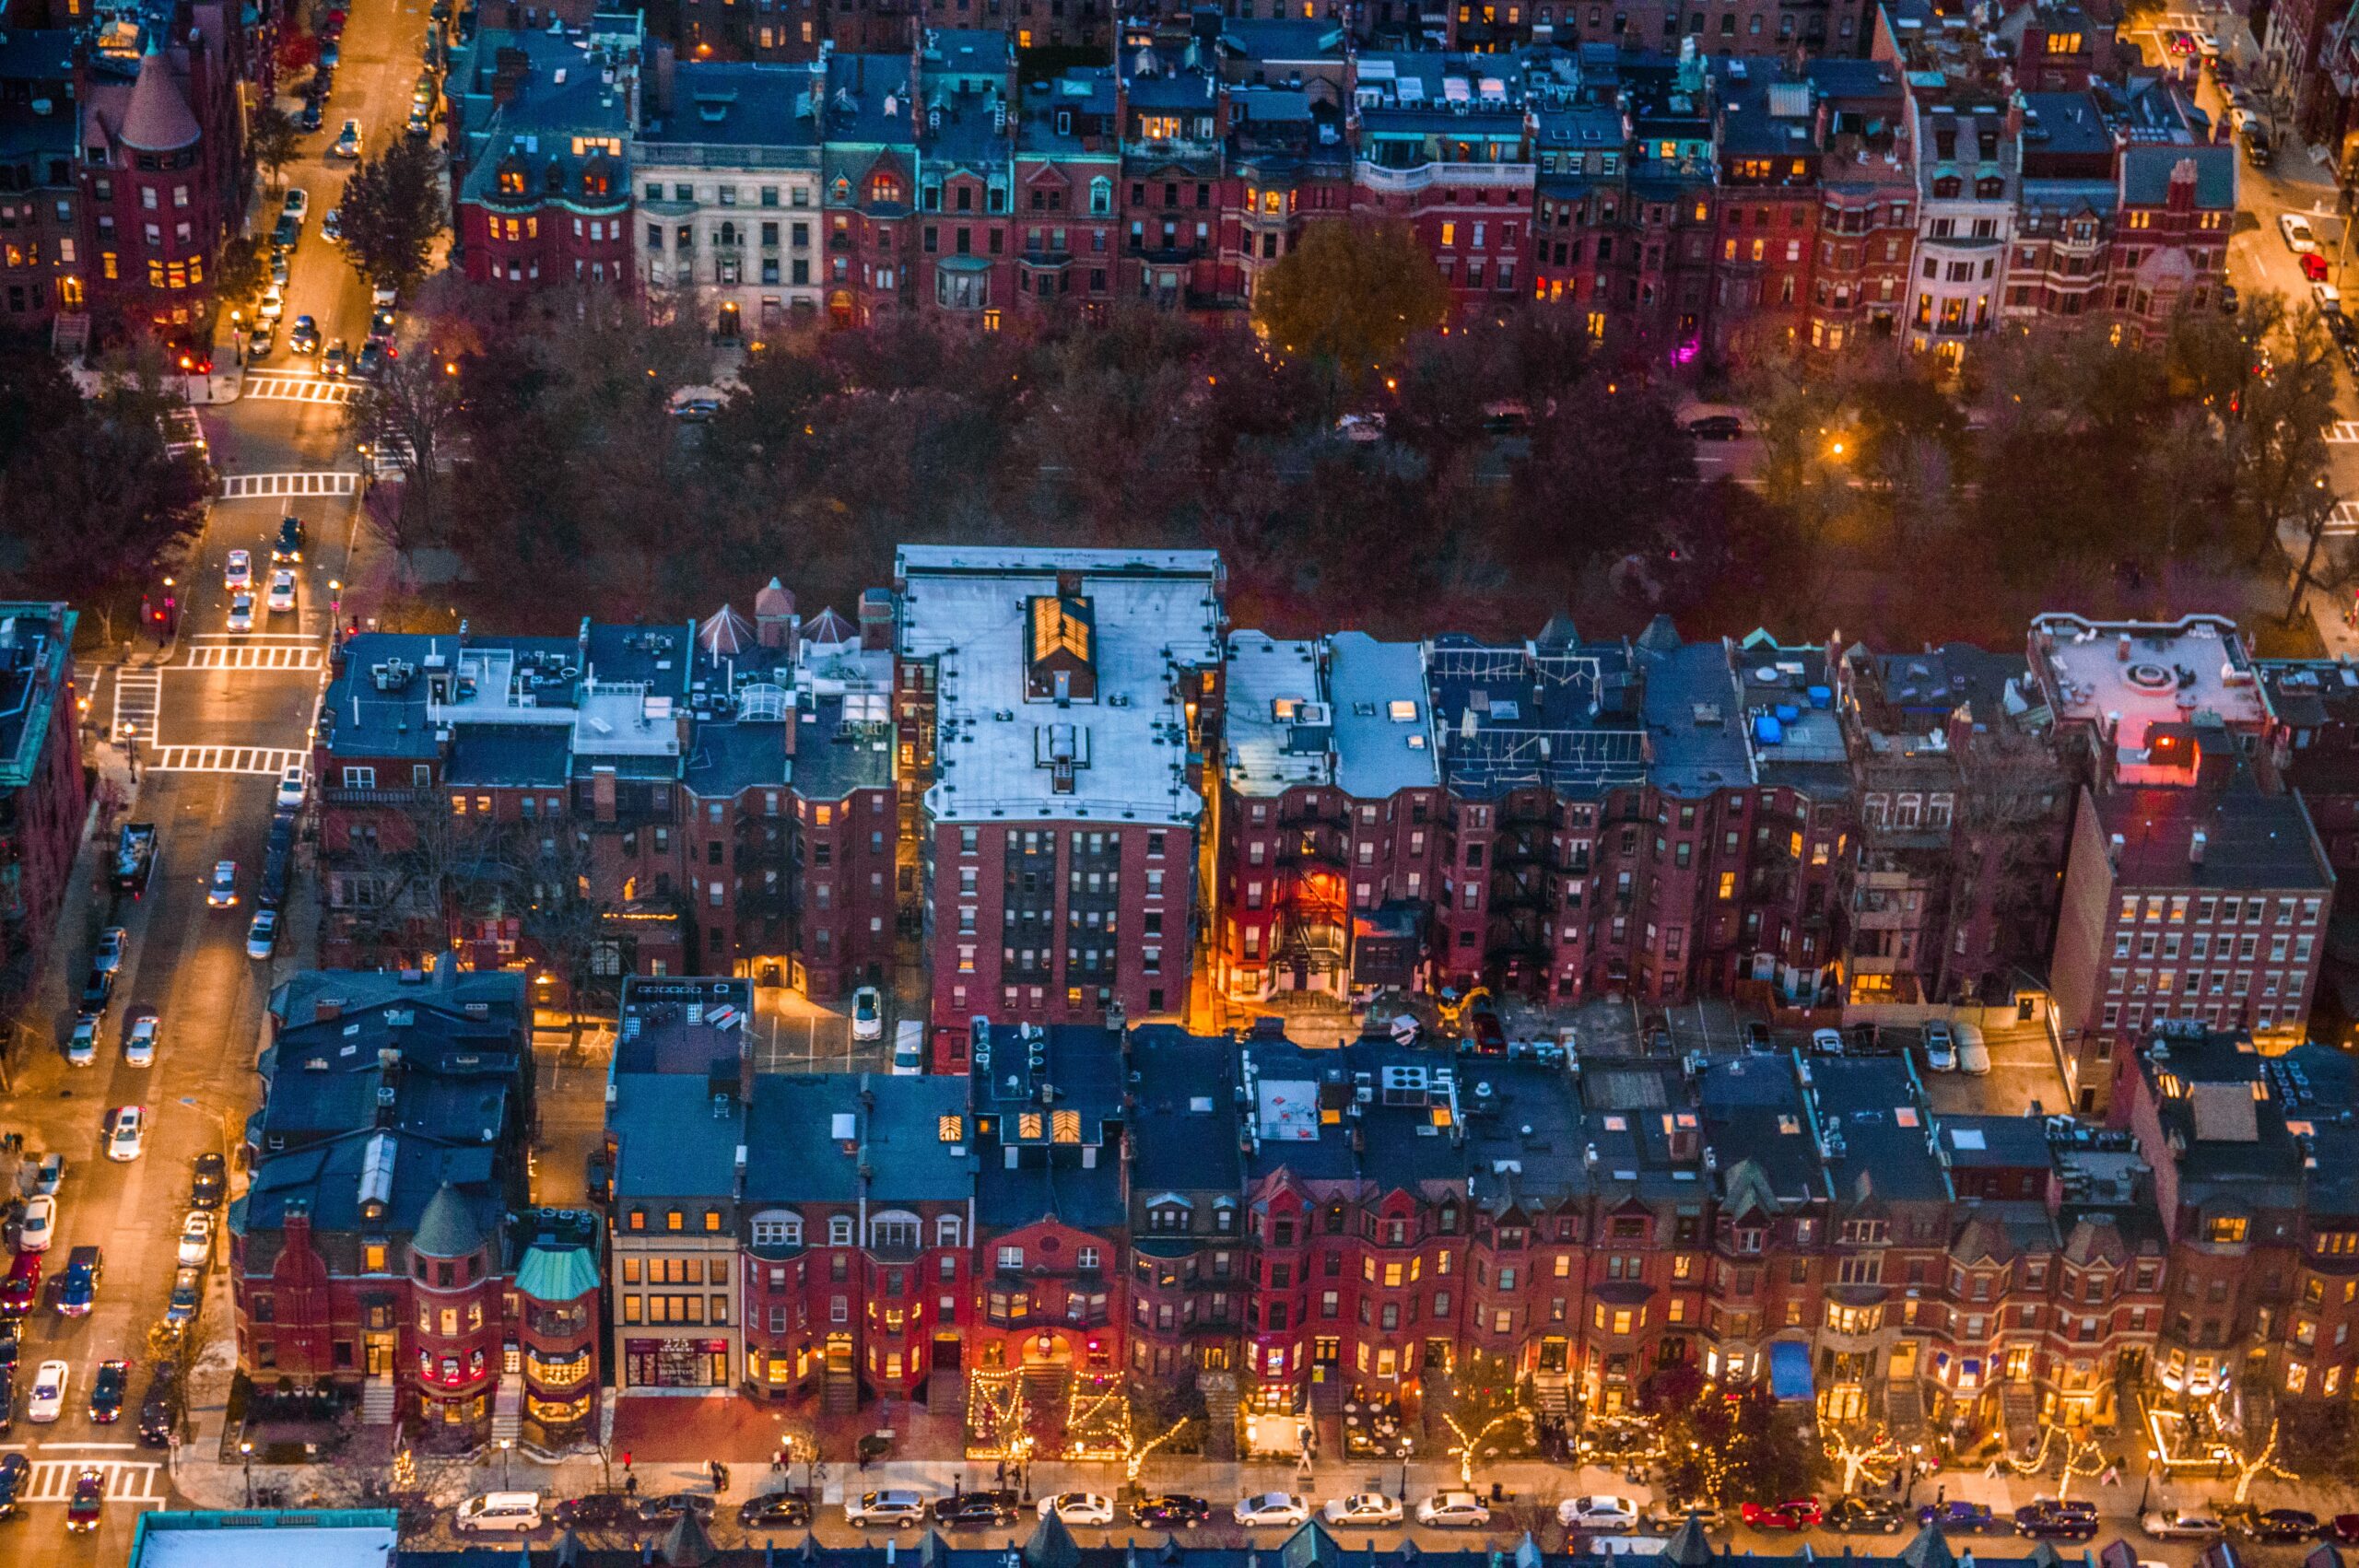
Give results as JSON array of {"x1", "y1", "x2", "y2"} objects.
[
  {"x1": 454, "y1": 1491, "x2": 544, "y2": 1534},
  {"x1": 891, "y1": 1020, "x2": 924, "y2": 1076}
]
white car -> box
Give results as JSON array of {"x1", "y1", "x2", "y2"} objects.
[
  {"x1": 1234, "y1": 1494, "x2": 1310, "y2": 1528},
  {"x1": 282, "y1": 187, "x2": 310, "y2": 221},
  {"x1": 106, "y1": 1105, "x2": 146, "y2": 1163},
  {"x1": 1923, "y1": 1021, "x2": 1957, "y2": 1072},
  {"x1": 1560, "y1": 1496, "x2": 1643, "y2": 1530},
  {"x1": 123, "y1": 1011, "x2": 158, "y2": 1067},
  {"x1": 227, "y1": 593, "x2": 254, "y2": 634},
  {"x1": 18, "y1": 1195, "x2": 56, "y2": 1252},
  {"x1": 2192, "y1": 27, "x2": 2220, "y2": 55},
  {"x1": 844, "y1": 1491, "x2": 929, "y2": 1528},
  {"x1": 1416, "y1": 1492, "x2": 1493, "y2": 1529},
  {"x1": 257, "y1": 282, "x2": 285, "y2": 322},
  {"x1": 2283, "y1": 212, "x2": 2320, "y2": 253},
  {"x1": 2143, "y1": 1511, "x2": 2225, "y2": 1540},
  {"x1": 267, "y1": 569, "x2": 297, "y2": 613},
  {"x1": 1810, "y1": 1027, "x2": 1844, "y2": 1054},
  {"x1": 1955, "y1": 1020, "x2": 1991, "y2": 1075},
  {"x1": 225, "y1": 548, "x2": 252, "y2": 590},
  {"x1": 1322, "y1": 1493, "x2": 1404, "y2": 1527},
  {"x1": 176, "y1": 1211, "x2": 214, "y2": 1268},
  {"x1": 851, "y1": 985, "x2": 883, "y2": 1042},
  {"x1": 276, "y1": 765, "x2": 306, "y2": 811},
  {"x1": 1039, "y1": 1493, "x2": 1115, "y2": 1527},
  {"x1": 247, "y1": 908, "x2": 279, "y2": 960},
  {"x1": 27, "y1": 1361, "x2": 67, "y2": 1423}
]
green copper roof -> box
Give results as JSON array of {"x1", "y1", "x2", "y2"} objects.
[{"x1": 513, "y1": 1241, "x2": 599, "y2": 1302}]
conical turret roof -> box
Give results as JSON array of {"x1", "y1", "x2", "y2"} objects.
[{"x1": 121, "y1": 39, "x2": 200, "y2": 152}]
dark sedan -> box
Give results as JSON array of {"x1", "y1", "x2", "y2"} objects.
[
  {"x1": 739, "y1": 1492, "x2": 813, "y2": 1529},
  {"x1": 935, "y1": 1492, "x2": 1020, "y2": 1527},
  {"x1": 88, "y1": 1360, "x2": 126, "y2": 1423},
  {"x1": 65, "y1": 1469, "x2": 101, "y2": 1533},
  {"x1": 1830, "y1": 1496, "x2": 1906, "y2": 1535},
  {"x1": 0, "y1": 1452, "x2": 25, "y2": 1515},
  {"x1": 1919, "y1": 1502, "x2": 1994, "y2": 1533},
  {"x1": 2246, "y1": 1510, "x2": 2321, "y2": 1543},
  {"x1": 635, "y1": 1493, "x2": 719, "y2": 1526},
  {"x1": 2014, "y1": 1503, "x2": 2099, "y2": 1540},
  {"x1": 1132, "y1": 1496, "x2": 1215, "y2": 1528},
  {"x1": 553, "y1": 1492, "x2": 640, "y2": 1530}
]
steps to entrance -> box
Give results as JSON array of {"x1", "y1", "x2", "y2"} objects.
[
  {"x1": 361, "y1": 1374, "x2": 397, "y2": 1426},
  {"x1": 491, "y1": 1373, "x2": 523, "y2": 1444}
]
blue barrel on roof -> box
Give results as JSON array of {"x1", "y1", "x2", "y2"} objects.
[
  {"x1": 1775, "y1": 703, "x2": 1801, "y2": 723},
  {"x1": 1753, "y1": 714, "x2": 1784, "y2": 744},
  {"x1": 1807, "y1": 685, "x2": 1832, "y2": 708}
]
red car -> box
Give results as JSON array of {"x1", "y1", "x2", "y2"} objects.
[
  {"x1": 2304, "y1": 252, "x2": 2332, "y2": 281},
  {"x1": 0, "y1": 1254, "x2": 39, "y2": 1318},
  {"x1": 1743, "y1": 1500, "x2": 1825, "y2": 1531}
]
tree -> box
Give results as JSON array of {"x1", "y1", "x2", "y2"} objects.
[
  {"x1": 343, "y1": 341, "x2": 464, "y2": 574},
  {"x1": 511, "y1": 819, "x2": 616, "y2": 1041},
  {"x1": 1436, "y1": 1350, "x2": 1535, "y2": 1485},
  {"x1": 249, "y1": 105, "x2": 302, "y2": 193},
  {"x1": 1507, "y1": 380, "x2": 1698, "y2": 602},
  {"x1": 2004, "y1": 1426, "x2": 2107, "y2": 1504},
  {"x1": 1824, "y1": 1424, "x2": 1904, "y2": 1498},
  {"x1": 215, "y1": 234, "x2": 269, "y2": 314},
  {"x1": 338, "y1": 138, "x2": 444, "y2": 295},
  {"x1": 2228, "y1": 305, "x2": 2339, "y2": 568},
  {"x1": 1251, "y1": 217, "x2": 1449, "y2": 387}
]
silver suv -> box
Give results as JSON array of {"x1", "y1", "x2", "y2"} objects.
[{"x1": 846, "y1": 1491, "x2": 929, "y2": 1529}]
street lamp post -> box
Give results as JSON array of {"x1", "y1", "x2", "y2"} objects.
[
  {"x1": 499, "y1": 1437, "x2": 512, "y2": 1490},
  {"x1": 241, "y1": 1440, "x2": 253, "y2": 1507},
  {"x1": 2140, "y1": 1449, "x2": 2159, "y2": 1515}
]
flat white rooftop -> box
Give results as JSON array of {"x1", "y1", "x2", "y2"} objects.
[
  {"x1": 2032, "y1": 613, "x2": 2266, "y2": 756},
  {"x1": 130, "y1": 1511, "x2": 399, "y2": 1568},
  {"x1": 900, "y1": 550, "x2": 1222, "y2": 825},
  {"x1": 1225, "y1": 633, "x2": 1332, "y2": 798}
]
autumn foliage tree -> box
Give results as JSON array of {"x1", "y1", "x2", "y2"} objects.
[{"x1": 1251, "y1": 217, "x2": 1449, "y2": 388}]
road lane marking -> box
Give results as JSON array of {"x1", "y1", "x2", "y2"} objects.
[
  {"x1": 240, "y1": 375, "x2": 359, "y2": 404},
  {"x1": 182, "y1": 644, "x2": 324, "y2": 671},
  {"x1": 24, "y1": 1458, "x2": 165, "y2": 1504},
  {"x1": 2326, "y1": 421, "x2": 2359, "y2": 442},
  {"x1": 2325, "y1": 499, "x2": 2359, "y2": 536},
  {"x1": 111, "y1": 669, "x2": 160, "y2": 742},
  {"x1": 219, "y1": 472, "x2": 360, "y2": 498},
  {"x1": 146, "y1": 745, "x2": 309, "y2": 777}
]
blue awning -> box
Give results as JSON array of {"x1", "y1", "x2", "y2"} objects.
[{"x1": 1768, "y1": 1340, "x2": 1814, "y2": 1401}]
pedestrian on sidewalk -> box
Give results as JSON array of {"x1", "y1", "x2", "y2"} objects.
[{"x1": 626, "y1": 1475, "x2": 639, "y2": 1498}]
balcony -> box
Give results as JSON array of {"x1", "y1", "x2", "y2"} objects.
[
  {"x1": 324, "y1": 786, "x2": 427, "y2": 807},
  {"x1": 1356, "y1": 158, "x2": 1532, "y2": 195}
]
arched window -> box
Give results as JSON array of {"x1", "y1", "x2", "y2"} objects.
[{"x1": 1088, "y1": 177, "x2": 1111, "y2": 216}]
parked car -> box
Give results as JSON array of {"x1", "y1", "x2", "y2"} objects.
[
  {"x1": 2331, "y1": 1515, "x2": 2359, "y2": 1546},
  {"x1": 1922, "y1": 1021, "x2": 1957, "y2": 1071},
  {"x1": 297, "y1": 100, "x2": 323, "y2": 133},
  {"x1": 1831, "y1": 1496, "x2": 1907, "y2": 1535},
  {"x1": 1039, "y1": 1494, "x2": 1115, "y2": 1527},
  {"x1": 92, "y1": 928, "x2": 126, "y2": 976},
  {"x1": 137, "y1": 1363, "x2": 181, "y2": 1446},
  {"x1": 846, "y1": 1492, "x2": 930, "y2": 1529},
  {"x1": 453, "y1": 1492, "x2": 544, "y2": 1534},
  {"x1": 65, "y1": 1013, "x2": 98, "y2": 1067},
  {"x1": 1322, "y1": 1494, "x2": 1404, "y2": 1527},
  {"x1": 1641, "y1": 1500, "x2": 1726, "y2": 1531},
  {"x1": 123, "y1": 1009, "x2": 158, "y2": 1068},
  {"x1": 1810, "y1": 1028, "x2": 1845, "y2": 1055},
  {"x1": 1954, "y1": 1021, "x2": 1990, "y2": 1075},
  {"x1": 356, "y1": 341, "x2": 387, "y2": 380},
  {"x1": 934, "y1": 1492, "x2": 1018, "y2": 1528},
  {"x1": 635, "y1": 1493, "x2": 718, "y2": 1527},
  {"x1": 65, "y1": 1467, "x2": 101, "y2": 1533},
  {"x1": 1919, "y1": 1502, "x2": 1994, "y2": 1533},
  {"x1": 2144, "y1": 1511, "x2": 2225, "y2": 1540},
  {"x1": 851, "y1": 986, "x2": 883, "y2": 1042},
  {"x1": 1741, "y1": 1021, "x2": 1774, "y2": 1053},
  {"x1": 87, "y1": 1359, "x2": 125, "y2": 1423},
  {"x1": 26, "y1": 1361, "x2": 65, "y2": 1422},
  {"x1": 1741, "y1": 1500, "x2": 1824, "y2": 1532},
  {"x1": 2014, "y1": 1502, "x2": 2100, "y2": 1540},
  {"x1": 246, "y1": 909, "x2": 279, "y2": 961},
  {"x1": 189, "y1": 1153, "x2": 226, "y2": 1210},
  {"x1": 738, "y1": 1492, "x2": 813, "y2": 1529},
  {"x1": 1415, "y1": 1492, "x2": 1493, "y2": 1528},
  {"x1": 1234, "y1": 1494, "x2": 1310, "y2": 1528},
  {"x1": 2283, "y1": 212, "x2": 2320, "y2": 252},
  {"x1": 2244, "y1": 1509, "x2": 2321, "y2": 1542},
  {"x1": 1, "y1": 1253, "x2": 41, "y2": 1316},
  {"x1": 1132, "y1": 1496, "x2": 1213, "y2": 1527},
  {"x1": 18, "y1": 1196, "x2": 55, "y2": 1254},
  {"x1": 1686, "y1": 413, "x2": 1745, "y2": 439},
  {"x1": 164, "y1": 1266, "x2": 201, "y2": 1326},
  {"x1": 176, "y1": 1211, "x2": 213, "y2": 1268},
  {"x1": 31, "y1": 1155, "x2": 61, "y2": 1198},
  {"x1": 1562, "y1": 1497, "x2": 1643, "y2": 1530},
  {"x1": 551, "y1": 1498, "x2": 637, "y2": 1535}
]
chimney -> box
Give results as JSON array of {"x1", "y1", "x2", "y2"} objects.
[
  {"x1": 313, "y1": 999, "x2": 344, "y2": 1024},
  {"x1": 2116, "y1": 632, "x2": 2132, "y2": 661},
  {"x1": 2107, "y1": 832, "x2": 2125, "y2": 868},
  {"x1": 858, "y1": 588, "x2": 897, "y2": 651},
  {"x1": 2189, "y1": 829, "x2": 2207, "y2": 865},
  {"x1": 492, "y1": 45, "x2": 532, "y2": 107}
]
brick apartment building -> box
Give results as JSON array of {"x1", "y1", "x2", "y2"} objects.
[
  {"x1": 230, "y1": 968, "x2": 603, "y2": 1451},
  {"x1": 894, "y1": 546, "x2": 1225, "y2": 1034},
  {"x1": 313, "y1": 591, "x2": 896, "y2": 1003},
  {"x1": 0, "y1": 604, "x2": 83, "y2": 1004},
  {"x1": 2033, "y1": 616, "x2": 2333, "y2": 1111}
]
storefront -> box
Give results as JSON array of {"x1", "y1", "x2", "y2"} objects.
[{"x1": 625, "y1": 1337, "x2": 730, "y2": 1389}]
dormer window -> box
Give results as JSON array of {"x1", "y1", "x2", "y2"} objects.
[
  {"x1": 871, "y1": 173, "x2": 902, "y2": 204},
  {"x1": 498, "y1": 165, "x2": 526, "y2": 195}
]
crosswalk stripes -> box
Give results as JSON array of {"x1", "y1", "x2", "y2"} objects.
[
  {"x1": 23, "y1": 1458, "x2": 166, "y2": 1504},
  {"x1": 218, "y1": 471, "x2": 359, "y2": 499},
  {"x1": 147, "y1": 744, "x2": 309, "y2": 777},
  {"x1": 182, "y1": 643, "x2": 324, "y2": 671},
  {"x1": 2325, "y1": 500, "x2": 2359, "y2": 537},
  {"x1": 240, "y1": 375, "x2": 359, "y2": 404},
  {"x1": 110, "y1": 668, "x2": 160, "y2": 742},
  {"x1": 2326, "y1": 421, "x2": 2359, "y2": 444}
]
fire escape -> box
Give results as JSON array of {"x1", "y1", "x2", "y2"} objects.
[
  {"x1": 1489, "y1": 790, "x2": 1555, "y2": 994},
  {"x1": 1272, "y1": 793, "x2": 1349, "y2": 991}
]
